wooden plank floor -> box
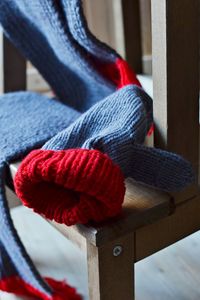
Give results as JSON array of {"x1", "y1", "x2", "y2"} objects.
[
  {"x1": 136, "y1": 232, "x2": 200, "y2": 300},
  {"x1": 1, "y1": 205, "x2": 200, "y2": 300}
]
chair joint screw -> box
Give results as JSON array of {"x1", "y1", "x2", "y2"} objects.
[{"x1": 113, "y1": 245, "x2": 123, "y2": 256}]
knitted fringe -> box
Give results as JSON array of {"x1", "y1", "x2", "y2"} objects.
[
  {"x1": 14, "y1": 149, "x2": 125, "y2": 226},
  {"x1": 0, "y1": 276, "x2": 82, "y2": 300}
]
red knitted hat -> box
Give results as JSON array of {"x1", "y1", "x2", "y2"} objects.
[{"x1": 14, "y1": 149, "x2": 125, "y2": 226}]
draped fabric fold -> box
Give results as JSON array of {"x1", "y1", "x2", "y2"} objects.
[{"x1": 0, "y1": 93, "x2": 82, "y2": 299}]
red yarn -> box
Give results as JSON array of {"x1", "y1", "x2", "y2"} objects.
[
  {"x1": 115, "y1": 58, "x2": 142, "y2": 88},
  {"x1": 47, "y1": 278, "x2": 82, "y2": 300},
  {"x1": 147, "y1": 123, "x2": 154, "y2": 136},
  {"x1": 97, "y1": 58, "x2": 141, "y2": 88},
  {"x1": 0, "y1": 276, "x2": 82, "y2": 300},
  {"x1": 14, "y1": 149, "x2": 125, "y2": 226}
]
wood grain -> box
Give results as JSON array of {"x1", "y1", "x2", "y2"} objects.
[
  {"x1": 139, "y1": 0, "x2": 152, "y2": 74},
  {"x1": 87, "y1": 232, "x2": 135, "y2": 300},
  {"x1": 83, "y1": 0, "x2": 125, "y2": 57},
  {"x1": 135, "y1": 194, "x2": 200, "y2": 262},
  {"x1": 152, "y1": 0, "x2": 199, "y2": 176},
  {"x1": 10, "y1": 161, "x2": 171, "y2": 248},
  {"x1": 93, "y1": 179, "x2": 171, "y2": 246},
  {"x1": 136, "y1": 231, "x2": 200, "y2": 300},
  {"x1": 4, "y1": 206, "x2": 200, "y2": 300},
  {"x1": 139, "y1": 0, "x2": 152, "y2": 56},
  {"x1": 121, "y1": 0, "x2": 142, "y2": 73}
]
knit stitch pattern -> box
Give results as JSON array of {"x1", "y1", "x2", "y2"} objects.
[
  {"x1": 42, "y1": 84, "x2": 194, "y2": 192},
  {"x1": 0, "y1": 0, "x2": 117, "y2": 111},
  {"x1": 61, "y1": 0, "x2": 119, "y2": 62},
  {"x1": 0, "y1": 92, "x2": 82, "y2": 299},
  {"x1": 15, "y1": 149, "x2": 125, "y2": 225},
  {"x1": 0, "y1": 92, "x2": 80, "y2": 162},
  {"x1": 14, "y1": 85, "x2": 195, "y2": 232}
]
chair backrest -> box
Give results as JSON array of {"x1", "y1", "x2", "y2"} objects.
[
  {"x1": 122, "y1": 0, "x2": 199, "y2": 180},
  {"x1": 152, "y1": 0, "x2": 199, "y2": 181}
]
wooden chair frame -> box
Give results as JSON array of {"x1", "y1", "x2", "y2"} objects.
[{"x1": 1, "y1": 1, "x2": 199, "y2": 299}]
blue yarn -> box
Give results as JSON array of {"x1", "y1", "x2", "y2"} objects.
[
  {"x1": 0, "y1": 91, "x2": 80, "y2": 162},
  {"x1": 0, "y1": 241, "x2": 17, "y2": 278},
  {"x1": 0, "y1": 92, "x2": 80, "y2": 297},
  {"x1": 0, "y1": 161, "x2": 52, "y2": 296},
  {"x1": 43, "y1": 84, "x2": 195, "y2": 192},
  {"x1": 60, "y1": 0, "x2": 119, "y2": 62},
  {"x1": 0, "y1": 0, "x2": 118, "y2": 112}
]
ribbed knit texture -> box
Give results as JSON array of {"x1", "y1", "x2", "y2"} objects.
[
  {"x1": 0, "y1": 0, "x2": 119, "y2": 111},
  {"x1": 43, "y1": 85, "x2": 152, "y2": 152},
  {"x1": 62, "y1": 0, "x2": 118, "y2": 62},
  {"x1": 41, "y1": 84, "x2": 194, "y2": 192},
  {"x1": 14, "y1": 85, "x2": 194, "y2": 231},
  {"x1": 0, "y1": 92, "x2": 82, "y2": 299},
  {"x1": 15, "y1": 149, "x2": 125, "y2": 225},
  {"x1": 0, "y1": 0, "x2": 142, "y2": 111},
  {"x1": 0, "y1": 92, "x2": 80, "y2": 162}
]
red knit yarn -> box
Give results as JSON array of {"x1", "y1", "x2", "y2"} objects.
[
  {"x1": 97, "y1": 58, "x2": 141, "y2": 88},
  {"x1": 0, "y1": 276, "x2": 82, "y2": 300},
  {"x1": 147, "y1": 123, "x2": 154, "y2": 136},
  {"x1": 115, "y1": 58, "x2": 142, "y2": 88},
  {"x1": 14, "y1": 149, "x2": 125, "y2": 226}
]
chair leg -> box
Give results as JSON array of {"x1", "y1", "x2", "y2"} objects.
[{"x1": 87, "y1": 233, "x2": 135, "y2": 300}]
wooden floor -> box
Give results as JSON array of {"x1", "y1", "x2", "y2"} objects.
[
  {"x1": 1, "y1": 204, "x2": 200, "y2": 300},
  {"x1": 136, "y1": 232, "x2": 200, "y2": 300}
]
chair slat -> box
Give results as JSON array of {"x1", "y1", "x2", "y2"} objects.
[
  {"x1": 135, "y1": 194, "x2": 200, "y2": 262},
  {"x1": 0, "y1": 33, "x2": 26, "y2": 93},
  {"x1": 152, "y1": 0, "x2": 199, "y2": 177},
  {"x1": 121, "y1": 0, "x2": 142, "y2": 73}
]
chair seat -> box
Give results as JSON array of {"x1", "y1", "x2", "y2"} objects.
[{"x1": 9, "y1": 162, "x2": 171, "y2": 248}]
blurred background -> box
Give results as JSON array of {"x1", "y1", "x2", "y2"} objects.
[{"x1": 0, "y1": 0, "x2": 152, "y2": 95}]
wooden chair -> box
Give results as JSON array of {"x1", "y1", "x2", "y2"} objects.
[{"x1": 1, "y1": 1, "x2": 199, "y2": 299}]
